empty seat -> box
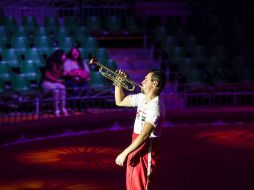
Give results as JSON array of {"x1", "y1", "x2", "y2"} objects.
[
  {"x1": 237, "y1": 67, "x2": 254, "y2": 83},
  {"x1": 185, "y1": 68, "x2": 206, "y2": 85},
  {"x1": 178, "y1": 57, "x2": 196, "y2": 76},
  {"x1": 63, "y1": 16, "x2": 80, "y2": 30},
  {"x1": 12, "y1": 26, "x2": 29, "y2": 38},
  {"x1": 21, "y1": 16, "x2": 38, "y2": 35},
  {"x1": 161, "y1": 35, "x2": 176, "y2": 52},
  {"x1": 0, "y1": 62, "x2": 11, "y2": 82},
  {"x1": 20, "y1": 60, "x2": 42, "y2": 86},
  {"x1": 79, "y1": 48, "x2": 89, "y2": 60},
  {"x1": 58, "y1": 36, "x2": 76, "y2": 51},
  {"x1": 44, "y1": 16, "x2": 60, "y2": 34},
  {"x1": 56, "y1": 26, "x2": 72, "y2": 38},
  {"x1": 26, "y1": 48, "x2": 45, "y2": 67},
  {"x1": 0, "y1": 37, "x2": 7, "y2": 54},
  {"x1": 89, "y1": 70, "x2": 109, "y2": 91},
  {"x1": 2, "y1": 49, "x2": 21, "y2": 68},
  {"x1": 104, "y1": 16, "x2": 124, "y2": 34},
  {"x1": 0, "y1": 79, "x2": 7, "y2": 94},
  {"x1": 11, "y1": 36, "x2": 30, "y2": 55},
  {"x1": 34, "y1": 26, "x2": 49, "y2": 38},
  {"x1": 3, "y1": 16, "x2": 17, "y2": 35},
  {"x1": 183, "y1": 35, "x2": 199, "y2": 50},
  {"x1": 211, "y1": 67, "x2": 231, "y2": 85},
  {"x1": 95, "y1": 48, "x2": 109, "y2": 65},
  {"x1": 153, "y1": 25, "x2": 169, "y2": 43},
  {"x1": 169, "y1": 46, "x2": 187, "y2": 58},
  {"x1": 0, "y1": 26, "x2": 7, "y2": 37},
  {"x1": 124, "y1": 15, "x2": 143, "y2": 33},
  {"x1": 105, "y1": 59, "x2": 117, "y2": 71},
  {"x1": 80, "y1": 37, "x2": 99, "y2": 55},
  {"x1": 74, "y1": 26, "x2": 91, "y2": 45},
  {"x1": 85, "y1": 16, "x2": 104, "y2": 33},
  {"x1": 11, "y1": 73, "x2": 34, "y2": 94},
  {"x1": 189, "y1": 45, "x2": 208, "y2": 58},
  {"x1": 34, "y1": 35, "x2": 52, "y2": 55}
]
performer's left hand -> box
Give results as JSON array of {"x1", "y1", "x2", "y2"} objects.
[{"x1": 115, "y1": 152, "x2": 127, "y2": 166}]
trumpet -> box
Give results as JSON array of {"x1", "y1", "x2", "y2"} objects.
[{"x1": 89, "y1": 58, "x2": 141, "y2": 91}]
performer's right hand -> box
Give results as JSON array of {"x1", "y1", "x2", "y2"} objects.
[{"x1": 115, "y1": 152, "x2": 127, "y2": 167}]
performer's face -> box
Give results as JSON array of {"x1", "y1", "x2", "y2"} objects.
[{"x1": 141, "y1": 72, "x2": 153, "y2": 94}]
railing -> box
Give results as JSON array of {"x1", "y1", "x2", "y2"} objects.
[
  {"x1": 0, "y1": 86, "x2": 116, "y2": 125},
  {"x1": 1, "y1": 84, "x2": 254, "y2": 125},
  {"x1": 1, "y1": 2, "x2": 129, "y2": 25},
  {"x1": 162, "y1": 82, "x2": 254, "y2": 110}
]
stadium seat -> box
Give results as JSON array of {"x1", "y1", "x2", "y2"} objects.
[
  {"x1": 161, "y1": 35, "x2": 176, "y2": 53},
  {"x1": 34, "y1": 35, "x2": 52, "y2": 55},
  {"x1": 124, "y1": 15, "x2": 143, "y2": 33},
  {"x1": 3, "y1": 16, "x2": 17, "y2": 35},
  {"x1": 153, "y1": 25, "x2": 169, "y2": 43},
  {"x1": 95, "y1": 48, "x2": 109, "y2": 65},
  {"x1": 0, "y1": 62, "x2": 11, "y2": 82},
  {"x1": 105, "y1": 59, "x2": 117, "y2": 71},
  {"x1": 85, "y1": 16, "x2": 104, "y2": 33},
  {"x1": 26, "y1": 48, "x2": 45, "y2": 67},
  {"x1": 20, "y1": 60, "x2": 42, "y2": 87},
  {"x1": 204, "y1": 56, "x2": 221, "y2": 75},
  {"x1": 185, "y1": 68, "x2": 206, "y2": 85},
  {"x1": 11, "y1": 73, "x2": 32, "y2": 93},
  {"x1": 12, "y1": 26, "x2": 29, "y2": 38},
  {"x1": 56, "y1": 26, "x2": 72, "y2": 38},
  {"x1": 58, "y1": 36, "x2": 76, "y2": 52},
  {"x1": 89, "y1": 70, "x2": 109, "y2": 91},
  {"x1": 44, "y1": 16, "x2": 60, "y2": 35},
  {"x1": 74, "y1": 26, "x2": 91, "y2": 45},
  {"x1": 21, "y1": 16, "x2": 38, "y2": 35},
  {"x1": 2, "y1": 49, "x2": 21, "y2": 68},
  {"x1": 11, "y1": 36, "x2": 30, "y2": 55},
  {"x1": 0, "y1": 79, "x2": 7, "y2": 93},
  {"x1": 21, "y1": 16, "x2": 38, "y2": 26},
  {"x1": 169, "y1": 46, "x2": 187, "y2": 59},
  {"x1": 80, "y1": 37, "x2": 99, "y2": 55},
  {"x1": 63, "y1": 16, "x2": 80, "y2": 31},
  {"x1": 79, "y1": 48, "x2": 89, "y2": 60},
  {"x1": 34, "y1": 26, "x2": 49, "y2": 38},
  {"x1": 104, "y1": 16, "x2": 124, "y2": 34},
  {"x1": 237, "y1": 67, "x2": 254, "y2": 83}
]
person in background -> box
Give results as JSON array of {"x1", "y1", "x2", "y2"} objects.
[
  {"x1": 41, "y1": 49, "x2": 69, "y2": 117},
  {"x1": 63, "y1": 47, "x2": 90, "y2": 96},
  {"x1": 114, "y1": 69, "x2": 166, "y2": 190}
]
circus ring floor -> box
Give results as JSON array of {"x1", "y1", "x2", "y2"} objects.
[{"x1": 0, "y1": 108, "x2": 254, "y2": 190}]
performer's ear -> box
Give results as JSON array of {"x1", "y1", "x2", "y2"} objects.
[{"x1": 153, "y1": 81, "x2": 158, "y2": 87}]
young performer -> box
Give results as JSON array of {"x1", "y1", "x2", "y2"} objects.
[{"x1": 114, "y1": 69, "x2": 166, "y2": 190}]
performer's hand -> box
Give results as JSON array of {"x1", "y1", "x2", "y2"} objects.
[
  {"x1": 116, "y1": 70, "x2": 127, "y2": 78},
  {"x1": 114, "y1": 70, "x2": 127, "y2": 87},
  {"x1": 115, "y1": 152, "x2": 127, "y2": 167}
]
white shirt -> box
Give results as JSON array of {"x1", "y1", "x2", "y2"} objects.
[
  {"x1": 63, "y1": 59, "x2": 90, "y2": 80},
  {"x1": 130, "y1": 93, "x2": 165, "y2": 138}
]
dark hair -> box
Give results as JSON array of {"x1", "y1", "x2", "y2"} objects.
[
  {"x1": 46, "y1": 49, "x2": 65, "y2": 70},
  {"x1": 149, "y1": 69, "x2": 167, "y2": 95},
  {"x1": 68, "y1": 47, "x2": 84, "y2": 70}
]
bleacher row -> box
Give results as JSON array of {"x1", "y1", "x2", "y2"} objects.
[
  {"x1": 0, "y1": 15, "x2": 142, "y2": 94},
  {"x1": 151, "y1": 15, "x2": 253, "y2": 87},
  {"x1": 0, "y1": 12, "x2": 253, "y2": 95}
]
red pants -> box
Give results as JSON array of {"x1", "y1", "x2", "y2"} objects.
[{"x1": 126, "y1": 133, "x2": 160, "y2": 190}]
